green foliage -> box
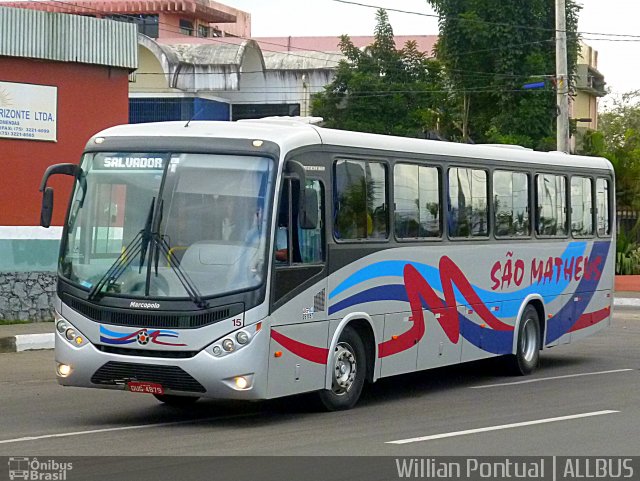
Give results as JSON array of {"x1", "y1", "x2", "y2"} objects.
[
  {"x1": 616, "y1": 229, "x2": 640, "y2": 275},
  {"x1": 427, "y1": 0, "x2": 580, "y2": 148},
  {"x1": 581, "y1": 91, "x2": 640, "y2": 212},
  {"x1": 311, "y1": 9, "x2": 454, "y2": 138}
]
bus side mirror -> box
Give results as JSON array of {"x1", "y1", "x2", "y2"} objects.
[
  {"x1": 300, "y1": 187, "x2": 318, "y2": 229},
  {"x1": 39, "y1": 163, "x2": 81, "y2": 229},
  {"x1": 41, "y1": 187, "x2": 54, "y2": 228}
]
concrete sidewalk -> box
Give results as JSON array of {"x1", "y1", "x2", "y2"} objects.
[
  {"x1": 0, "y1": 322, "x2": 54, "y2": 353},
  {"x1": 1, "y1": 293, "x2": 639, "y2": 353}
]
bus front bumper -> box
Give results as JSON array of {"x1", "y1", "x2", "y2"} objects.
[{"x1": 54, "y1": 326, "x2": 270, "y2": 401}]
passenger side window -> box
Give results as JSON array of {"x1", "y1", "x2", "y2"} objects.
[
  {"x1": 536, "y1": 174, "x2": 567, "y2": 236},
  {"x1": 394, "y1": 163, "x2": 441, "y2": 238},
  {"x1": 276, "y1": 179, "x2": 324, "y2": 265},
  {"x1": 334, "y1": 159, "x2": 388, "y2": 240},
  {"x1": 493, "y1": 170, "x2": 530, "y2": 237},
  {"x1": 571, "y1": 176, "x2": 594, "y2": 237},
  {"x1": 596, "y1": 178, "x2": 611, "y2": 236},
  {"x1": 448, "y1": 167, "x2": 488, "y2": 237}
]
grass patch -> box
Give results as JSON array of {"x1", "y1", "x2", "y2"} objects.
[{"x1": 0, "y1": 319, "x2": 54, "y2": 325}]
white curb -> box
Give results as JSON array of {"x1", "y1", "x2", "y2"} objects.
[
  {"x1": 613, "y1": 298, "x2": 640, "y2": 308},
  {"x1": 15, "y1": 333, "x2": 55, "y2": 351},
  {"x1": 0, "y1": 333, "x2": 55, "y2": 353}
]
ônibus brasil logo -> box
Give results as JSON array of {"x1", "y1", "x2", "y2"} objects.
[{"x1": 8, "y1": 457, "x2": 72, "y2": 481}]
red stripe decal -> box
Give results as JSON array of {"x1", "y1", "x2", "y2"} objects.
[
  {"x1": 270, "y1": 329, "x2": 329, "y2": 365},
  {"x1": 569, "y1": 307, "x2": 610, "y2": 333},
  {"x1": 378, "y1": 259, "x2": 514, "y2": 358}
]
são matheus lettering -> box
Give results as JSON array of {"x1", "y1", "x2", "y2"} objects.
[
  {"x1": 490, "y1": 251, "x2": 603, "y2": 291},
  {"x1": 102, "y1": 156, "x2": 164, "y2": 169}
]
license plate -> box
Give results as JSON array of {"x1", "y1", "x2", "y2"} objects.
[{"x1": 127, "y1": 381, "x2": 164, "y2": 395}]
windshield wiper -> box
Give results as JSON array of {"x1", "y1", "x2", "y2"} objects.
[
  {"x1": 151, "y1": 234, "x2": 209, "y2": 309},
  {"x1": 87, "y1": 198, "x2": 156, "y2": 301},
  {"x1": 146, "y1": 199, "x2": 209, "y2": 309},
  {"x1": 139, "y1": 197, "x2": 155, "y2": 274},
  {"x1": 87, "y1": 197, "x2": 209, "y2": 309}
]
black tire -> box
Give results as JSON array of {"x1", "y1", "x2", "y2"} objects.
[
  {"x1": 508, "y1": 305, "x2": 541, "y2": 375},
  {"x1": 318, "y1": 326, "x2": 366, "y2": 411},
  {"x1": 153, "y1": 394, "x2": 200, "y2": 407}
]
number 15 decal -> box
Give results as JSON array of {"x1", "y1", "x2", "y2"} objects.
[{"x1": 232, "y1": 318, "x2": 243, "y2": 327}]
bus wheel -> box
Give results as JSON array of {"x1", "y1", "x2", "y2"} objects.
[
  {"x1": 508, "y1": 305, "x2": 541, "y2": 375},
  {"x1": 318, "y1": 326, "x2": 366, "y2": 411},
  {"x1": 153, "y1": 394, "x2": 200, "y2": 407}
]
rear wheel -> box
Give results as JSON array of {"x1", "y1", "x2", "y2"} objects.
[
  {"x1": 153, "y1": 394, "x2": 200, "y2": 407},
  {"x1": 508, "y1": 305, "x2": 541, "y2": 375},
  {"x1": 318, "y1": 326, "x2": 366, "y2": 411}
]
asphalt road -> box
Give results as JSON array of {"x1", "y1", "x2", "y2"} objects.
[{"x1": 1, "y1": 311, "x2": 639, "y2": 457}]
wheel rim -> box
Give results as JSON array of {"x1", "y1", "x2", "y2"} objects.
[
  {"x1": 521, "y1": 318, "x2": 538, "y2": 363},
  {"x1": 331, "y1": 342, "x2": 357, "y2": 395}
]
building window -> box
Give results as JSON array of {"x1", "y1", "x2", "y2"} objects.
[
  {"x1": 334, "y1": 159, "x2": 388, "y2": 240},
  {"x1": 106, "y1": 14, "x2": 158, "y2": 38},
  {"x1": 448, "y1": 167, "x2": 488, "y2": 238},
  {"x1": 536, "y1": 174, "x2": 567, "y2": 236},
  {"x1": 198, "y1": 24, "x2": 210, "y2": 38},
  {"x1": 394, "y1": 163, "x2": 440, "y2": 239},
  {"x1": 571, "y1": 176, "x2": 594, "y2": 237},
  {"x1": 180, "y1": 19, "x2": 194, "y2": 36},
  {"x1": 494, "y1": 170, "x2": 530, "y2": 237}
]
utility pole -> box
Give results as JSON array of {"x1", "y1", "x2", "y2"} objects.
[{"x1": 556, "y1": 0, "x2": 570, "y2": 153}]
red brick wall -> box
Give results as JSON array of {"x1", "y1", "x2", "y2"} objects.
[{"x1": 0, "y1": 57, "x2": 129, "y2": 226}]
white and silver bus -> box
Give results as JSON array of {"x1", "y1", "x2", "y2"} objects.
[{"x1": 40, "y1": 118, "x2": 615, "y2": 410}]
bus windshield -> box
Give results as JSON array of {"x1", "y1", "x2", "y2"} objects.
[{"x1": 60, "y1": 152, "x2": 274, "y2": 300}]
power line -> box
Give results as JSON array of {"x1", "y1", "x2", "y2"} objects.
[
  {"x1": 31, "y1": 0, "x2": 577, "y2": 67},
  {"x1": 8, "y1": 0, "x2": 579, "y2": 97},
  {"x1": 331, "y1": 0, "x2": 640, "y2": 39}
]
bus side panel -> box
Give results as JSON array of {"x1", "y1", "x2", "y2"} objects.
[
  {"x1": 266, "y1": 321, "x2": 329, "y2": 399},
  {"x1": 380, "y1": 312, "x2": 418, "y2": 377},
  {"x1": 460, "y1": 301, "x2": 506, "y2": 363},
  {"x1": 417, "y1": 307, "x2": 462, "y2": 370}
]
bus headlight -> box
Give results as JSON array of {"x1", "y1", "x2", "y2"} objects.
[
  {"x1": 57, "y1": 363, "x2": 72, "y2": 377},
  {"x1": 236, "y1": 331, "x2": 250, "y2": 345},
  {"x1": 222, "y1": 338, "x2": 235, "y2": 352},
  {"x1": 56, "y1": 320, "x2": 68, "y2": 334},
  {"x1": 58, "y1": 320, "x2": 87, "y2": 347},
  {"x1": 209, "y1": 323, "x2": 259, "y2": 357}
]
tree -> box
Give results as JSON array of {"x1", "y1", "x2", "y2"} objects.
[
  {"x1": 312, "y1": 9, "x2": 454, "y2": 138},
  {"x1": 582, "y1": 91, "x2": 640, "y2": 212},
  {"x1": 427, "y1": 0, "x2": 580, "y2": 149}
]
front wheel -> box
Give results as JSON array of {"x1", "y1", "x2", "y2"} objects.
[
  {"x1": 153, "y1": 394, "x2": 200, "y2": 407},
  {"x1": 318, "y1": 326, "x2": 366, "y2": 411},
  {"x1": 508, "y1": 305, "x2": 541, "y2": 375}
]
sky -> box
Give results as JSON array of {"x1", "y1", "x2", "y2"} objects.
[{"x1": 228, "y1": 0, "x2": 640, "y2": 101}]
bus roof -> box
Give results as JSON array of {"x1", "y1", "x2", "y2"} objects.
[{"x1": 89, "y1": 120, "x2": 613, "y2": 172}]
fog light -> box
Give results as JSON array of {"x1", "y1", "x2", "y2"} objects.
[
  {"x1": 236, "y1": 331, "x2": 250, "y2": 345},
  {"x1": 65, "y1": 328, "x2": 76, "y2": 341},
  {"x1": 212, "y1": 345, "x2": 222, "y2": 356},
  {"x1": 234, "y1": 376, "x2": 249, "y2": 389},
  {"x1": 57, "y1": 363, "x2": 72, "y2": 377},
  {"x1": 222, "y1": 339, "x2": 235, "y2": 352}
]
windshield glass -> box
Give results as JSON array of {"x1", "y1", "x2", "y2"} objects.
[{"x1": 61, "y1": 152, "x2": 274, "y2": 299}]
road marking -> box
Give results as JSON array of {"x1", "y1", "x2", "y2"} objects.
[
  {"x1": 0, "y1": 413, "x2": 258, "y2": 445},
  {"x1": 470, "y1": 368, "x2": 634, "y2": 389},
  {"x1": 386, "y1": 410, "x2": 619, "y2": 444}
]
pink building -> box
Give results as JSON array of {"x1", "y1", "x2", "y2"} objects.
[
  {"x1": 0, "y1": 0, "x2": 251, "y2": 38},
  {"x1": 252, "y1": 35, "x2": 437, "y2": 56}
]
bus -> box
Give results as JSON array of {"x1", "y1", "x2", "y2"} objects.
[{"x1": 40, "y1": 118, "x2": 615, "y2": 411}]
